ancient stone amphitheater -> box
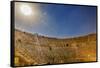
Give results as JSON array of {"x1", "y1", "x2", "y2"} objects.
[{"x1": 14, "y1": 29, "x2": 97, "y2": 66}]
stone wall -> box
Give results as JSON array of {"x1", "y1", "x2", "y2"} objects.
[{"x1": 14, "y1": 29, "x2": 97, "y2": 66}]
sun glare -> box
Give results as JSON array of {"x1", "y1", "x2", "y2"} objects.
[
  {"x1": 16, "y1": 2, "x2": 44, "y2": 24},
  {"x1": 20, "y1": 4, "x2": 32, "y2": 16}
]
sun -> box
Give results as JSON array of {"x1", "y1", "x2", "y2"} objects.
[
  {"x1": 15, "y1": 2, "x2": 44, "y2": 24},
  {"x1": 20, "y1": 4, "x2": 32, "y2": 16}
]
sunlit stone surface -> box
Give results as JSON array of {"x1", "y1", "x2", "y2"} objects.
[{"x1": 14, "y1": 29, "x2": 97, "y2": 66}]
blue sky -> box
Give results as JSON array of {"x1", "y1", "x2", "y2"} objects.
[{"x1": 15, "y1": 2, "x2": 97, "y2": 38}]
